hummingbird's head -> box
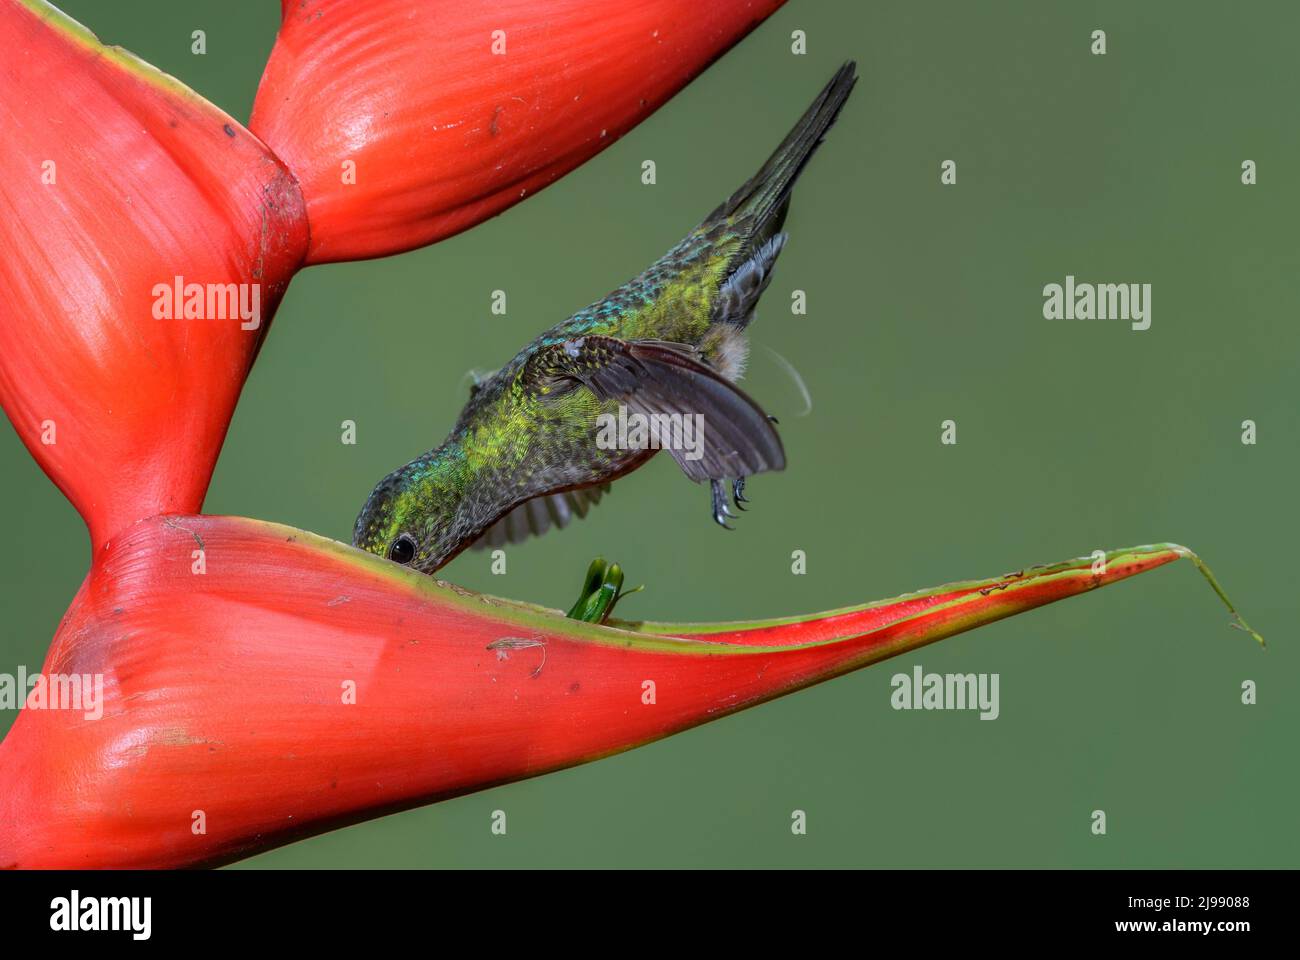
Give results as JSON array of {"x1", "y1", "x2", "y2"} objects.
[{"x1": 353, "y1": 447, "x2": 468, "y2": 574}]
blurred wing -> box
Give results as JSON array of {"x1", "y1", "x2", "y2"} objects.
[
  {"x1": 470, "y1": 485, "x2": 609, "y2": 550},
  {"x1": 525, "y1": 336, "x2": 784, "y2": 483}
]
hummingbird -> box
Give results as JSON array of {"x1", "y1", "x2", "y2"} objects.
[{"x1": 355, "y1": 62, "x2": 857, "y2": 574}]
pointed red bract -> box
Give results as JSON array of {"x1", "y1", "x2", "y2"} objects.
[
  {"x1": 252, "y1": 0, "x2": 787, "y2": 263},
  {"x1": 0, "y1": 517, "x2": 1195, "y2": 868},
  {"x1": 0, "y1": 0, "x2": 309, "y2": 549}
]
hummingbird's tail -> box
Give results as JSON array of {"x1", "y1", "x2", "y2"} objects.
[{"x1": 705, "y1": 61, "x2": 857, "y2": 327}]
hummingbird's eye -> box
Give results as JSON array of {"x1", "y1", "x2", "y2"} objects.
[{"x1": 388, "y1": 534, "x2": 417, "y2": 565}]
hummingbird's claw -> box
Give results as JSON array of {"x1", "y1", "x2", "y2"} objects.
[
  {"x1": 732, "y1": 477, "x2": 749, "y2": 510},
  {"x1": 711, "y1": 480, "x2": 736, "y2": 530}
]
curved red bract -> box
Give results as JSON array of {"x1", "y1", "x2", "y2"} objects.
[
  {"x1": 0, "y1": 0, "x2": 309, "y2": 550},
  {"x1": 252, "y1": 0, "x2": 787, "y2": 263},
  {"x1": 0, "y1": 517, "x2": 1185, "y2": 868}
]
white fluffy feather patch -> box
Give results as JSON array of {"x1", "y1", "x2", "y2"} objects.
[{"x1": 711, "y1": 325, "x2": 750, "y2": 381}]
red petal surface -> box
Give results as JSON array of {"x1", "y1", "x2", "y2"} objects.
[
  {"x1": 0, "y1": 517, "x2": 1192, "y2": 868},
  {"x1": 0, "y1": 0, "x2": 309, "y2": 548},
  {"x1": 252, "y1": 0, "x2": 787, "y2": 263}
]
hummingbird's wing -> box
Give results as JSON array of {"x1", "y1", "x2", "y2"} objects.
[
  {"x1": 469, "y1": 485, "x2": 609, "y2": 550},
  {"x1": 525, "y1": 335, "x2": 785, "y2": 484}
]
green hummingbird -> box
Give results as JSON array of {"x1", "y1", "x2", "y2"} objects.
[{"x1": 354, "y1": 62, "x2": 857, "y2": 574}]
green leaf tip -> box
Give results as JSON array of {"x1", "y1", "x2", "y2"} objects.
[{"x1": 1168, "y1": 543, "x2": 1266, "y2": 648}]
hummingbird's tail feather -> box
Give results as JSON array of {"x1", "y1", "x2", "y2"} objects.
[{"x1": 708, "y1": 61, "x2": 857, "y2": 270}]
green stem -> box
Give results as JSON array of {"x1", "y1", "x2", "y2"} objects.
[{"x1": 1170, "y1": 544, "x2": 1266, "y2": 647}]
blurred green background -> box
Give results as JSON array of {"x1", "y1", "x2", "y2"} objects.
[{"x1": 2, "y1": 0, "x2": 1296, "y2": 868}]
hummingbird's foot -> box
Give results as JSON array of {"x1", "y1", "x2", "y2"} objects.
[
  {"x1": 711, "y1": 479, "x2": 736, "y2": 530},
  {"x1": 732, "y1": 477, "x2": 749, "y2": 511}
]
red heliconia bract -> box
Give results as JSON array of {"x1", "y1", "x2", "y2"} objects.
[
  {"x1": 251, "y1": 0, "x2": 788, "y2": 263},
  {"x1": 0, "y1": 0, "x2": 309, "y2": 550},
  {"x1": 0, "y1": 517, "x2": 1200, "y2": 868}
]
